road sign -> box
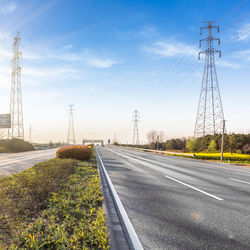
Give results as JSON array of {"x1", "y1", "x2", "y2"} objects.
[
  {"x1": 108, "y1": 139, "x2": 111, "y2": 144},
  {"x1": 0, "y1": 114, "x2": 11, "y2": 128}
]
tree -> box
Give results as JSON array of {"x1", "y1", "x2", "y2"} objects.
[
  {"x1": 186, "y1": 138, "x2": 197, "y2": 152},
  {"x1": 147, "y1": 130, "x2": 157, "y2": 143},
  {"x1": 208, "y1": 139, "x2": 216, "y2": 152},
  {"x1": 228, "y1": 133, "x2": 237, "y2": 154},
  {"x1": 147, "y1": 130, "x2": 164, "y2": 143}
]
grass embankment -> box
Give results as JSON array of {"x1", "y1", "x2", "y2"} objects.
[
  {"x1": 0, "y1": 138, "x2": 34, "y2": 153},
  {"x1": 0, "y1": 153, "x2": 109, "y2": 249}
]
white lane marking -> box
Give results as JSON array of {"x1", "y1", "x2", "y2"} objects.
[
  {"x1": 164, "y1": 175, "x2": 224, "y2": 201},
  {"x1": 107, "y1": 147, "x2": 224, "y2": 201},
  {"x1": 0, "y1": 152, "x2": 55, "y2": 167},
  {"x1": 229, "y1": 178, "x2": 250, "y2": 185},
  {"x1": 113, "y1": 147, "x2": 250, "y2": 176},
  {"x1": 0, "y1": 149, "x2": 57, "y2": 164}
]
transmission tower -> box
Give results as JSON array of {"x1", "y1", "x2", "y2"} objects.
[
  {"x1": 67, "y1": 104, "x2": 76, "y2": 145},
  {"x1": 132, "y1": 110, "x2": 140, "y2": 145},
  {"x1": 194, "y1": 21, "x2": 225, "y2": 138},
  {"x1": 8, "y1": 31, "x2": 24, "y2": 139}
]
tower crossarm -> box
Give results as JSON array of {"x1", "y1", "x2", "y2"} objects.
[
  {"x1": 215, "y1": 50, "x2": 222, "y2": 57},
  {"x1": 200, "y1": 24, "x2": 219, "y2": 35},
  {"x1": 198, "y1": 51, "x2": 207, "y2": 60}
]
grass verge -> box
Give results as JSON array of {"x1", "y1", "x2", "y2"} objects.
[{"x1": 0, "y1": 154, "x2": 109, "y2": 249}]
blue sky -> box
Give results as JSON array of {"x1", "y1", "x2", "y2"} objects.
[{"x1": 0, "y1": 0, "x2": 249, "y2": 143}]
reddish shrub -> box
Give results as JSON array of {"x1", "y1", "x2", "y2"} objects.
[{"x1": 56, "y1": 145, "x2": 92, "y2": 161}]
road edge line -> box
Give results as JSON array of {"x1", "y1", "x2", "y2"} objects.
[{"x1": 96, "y1": 147, "x2": 144, "y2": 250}]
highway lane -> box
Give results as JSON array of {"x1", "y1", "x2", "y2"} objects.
[
  {"x1": 0, "y1": 148, "x2": 58, "y2": 176},
  {"x1": 97, "y1": 146, "x2": 250, "y2": 250}
]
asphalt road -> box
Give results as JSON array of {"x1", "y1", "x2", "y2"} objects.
[
  {"x1": 0, "y1": 148, "x2": 58, "y2": 176},
  {"x1": 97, "y1": 146, "x2": 250, "y2": 250}
]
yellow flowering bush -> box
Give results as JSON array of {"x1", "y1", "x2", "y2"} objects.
[{"x1": 190, "y1": 153, "x2": 250, "y2": 162}]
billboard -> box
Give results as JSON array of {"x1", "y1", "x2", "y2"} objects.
[{"x1": 0, "y1": 114, "x2": 11, "y2": 128}]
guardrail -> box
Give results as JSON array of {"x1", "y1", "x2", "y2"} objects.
[{"x1": 96, "y1": 147, "x2": 144, "y2": 250}]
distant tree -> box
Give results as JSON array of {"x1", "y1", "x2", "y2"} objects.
[
  {"x1": 186, "y1": 138, "x2": 197, "y2": 152},
  {"x1": 228, "y1": 133, "x2": 237, "y2": 153},
  {"x1": 147, "y1": 130, "x2": 165, "y2": 144},
  {"x1": 147, "y1": 130, "x2": 157, "y2": 143},
  {"x1": 208, "y1": 139, "x2": 216, "y2": 152},
  {"x1": 49, "y1": 140, "x2": 54, "y2": 148}
]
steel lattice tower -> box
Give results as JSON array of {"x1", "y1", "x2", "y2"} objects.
[
  {"x1": 132, "y1": 110, "x2": 140, "y2": 145},
  {"x1": 67, "y1": 104, "x2": 76, "y2": 145},
  {"x1": 8, "y1": 31, "x2": 24, "y2": 139},
  {"x1": 194, "y1": 21, "x2": 225, "y2": 138}
]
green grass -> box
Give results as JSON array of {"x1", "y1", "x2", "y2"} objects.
[{"x1": 0, "y1": 154, "x2": 109, "y2": 249}]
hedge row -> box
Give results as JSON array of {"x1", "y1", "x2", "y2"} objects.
[
  {"x1": 193, "y1": 153, "x2": 250, "y2": 162},
  {"x1": 56, "y1": 145, "x2": 92, "y2": 161},
  {"x1": 0, "y1": 138, "x2": 34, "y2": 153}
]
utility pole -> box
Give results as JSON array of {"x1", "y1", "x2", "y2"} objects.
[
  {"x1": 8, "y1": 31, "x2": 24, "y2": 139},
  {"x1": 194, "y1": 21, "x2": 225, "y2": 138},
  {"x1": 132, "y1": 110, "x2": 140, "y2": 145},
  {"x1": 220, "y1": 119, "x2": 225, "y2": 161},
  {"x1": 29, "y1": 124, "x2": 32, "y2": 143},
  {"x1": 67, "y1": 104, "x2": 76, "y2": 145}
]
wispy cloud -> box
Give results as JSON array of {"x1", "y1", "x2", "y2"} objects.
[
  {"x1": 216, "y1": 59, "x2": 240, "y2": 69},
  {"x1": 143, "y1": 40, "x2": 198, "y2": 58},
  {"x1": 24, "y1": 48, "x2": 121, "y2": 69},
  {"x1": 0, "y1": 2, "x2": 16, "y2": 15},
  {"x1": 62, "y1": 44, "x2": 73, "y2": 49},
  {"x1": 85, "y1": 58, "x2": 120, "y2": 68}
]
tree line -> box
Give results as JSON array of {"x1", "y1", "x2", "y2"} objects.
[{"x1": 119, "y1": 131, "x2": 250, "y2": 154}]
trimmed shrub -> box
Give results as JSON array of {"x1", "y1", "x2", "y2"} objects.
[{"x1": 56, "y1": 145, "x2": 92, "y2": 161}]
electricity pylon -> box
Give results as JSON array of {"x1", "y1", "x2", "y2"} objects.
[
  {"x1": 67, "y1": 104, "x2": 76, "y2": 145},
  {"x1": 132, "y1": 110, "x2": 140, "y2": 145},
  {"x1": 8, "y1": 31, "x2": 24, "y2": 139},
  {"x1": 194, "y1": 21, "x2": 225, "y2": 138}
]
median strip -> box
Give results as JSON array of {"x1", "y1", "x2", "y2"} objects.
[{"x1": 164, "y1": 175, "x2": 224, "y2": 201}]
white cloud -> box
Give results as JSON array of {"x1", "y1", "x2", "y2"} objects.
[
  {"x1": 143, "y1": 40, "x2": 198, "y2": 58},
  {"x1": 0, "y1": 2, "x2": 16, "y2": 15},
  {"x1": 216, "y1": 59, "x2": 240, "y2": 69},
  {"x1": 85, "y1": 58, "x2": 120, "y2": 68},
  {"x1": 23, "y1": 66, "x2": 78, "y2": 78},
  {"x1": 63, "y1": 44, "x2": 72, "y2": 49},
  {"x1": 24, "y1": 48, "x2": 121, "y2": 69}
]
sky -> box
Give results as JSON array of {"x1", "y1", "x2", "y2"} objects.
[{"x1": 0, "y1": 0, "x2": 249, "y2": 144}]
